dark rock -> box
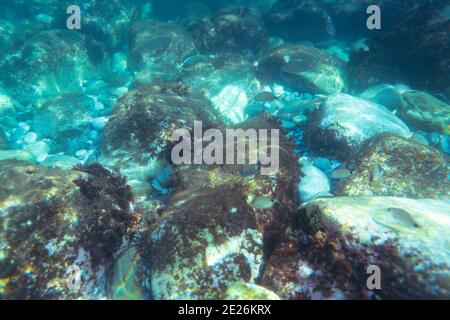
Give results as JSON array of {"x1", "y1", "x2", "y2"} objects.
[
  {"x1": 349, "y1": 1, "x2": 450, "y2": 92},
  {"x1": 187, "y1": 8, "x2": 268, "y2": 55},
  {"x1": 256, "y1": 45, "x2": 347, "y2": 95},
  {"x1": 129, "y1": 20, "x2": 197, "y2": 75}
]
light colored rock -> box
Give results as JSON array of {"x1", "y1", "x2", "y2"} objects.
[
  {"x1": 300, "y1": 196, "x2": 450, "y2": 299},
  {"x1": 305, "y1": 94, "x2": 412, "y2": 159},
  {"x1": 298, "y1": 164, "x2": 331, "y2": 202}
]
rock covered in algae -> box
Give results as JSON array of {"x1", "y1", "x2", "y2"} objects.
[
  {"x1": 337, "y1": 134, "x2": 449, "y2": 199},
  {"x1": 256, "y1": 44, "x2": 347, "y2": 95},
  {"x1": 295, "y1": 197, "x2": 450, "y2": 299},
  {"x1": 1, "y1": 30, "x2": 98, "y2": 101},
  {"x1": 187, "y1": 7, "x2": 268, "y2": 54},
  {"x1": 400, "y1": 90, "x2": 450, "y2": 136},
  {"x1": 148, "y1": 116, "x2": 300, "y2": 299},
  {"x1": 304, "y1": 94, "x2": 412, "y2": 159},
  {"x1": 129, "y1": 20, "x2": 197, "y2": 75},
  {"x1": 0, "y1": 161, "x2": 134, "y2": 299},
  {"x1": 100, "y1": 82, "x2": 222, "y2": 197},
  {"x1": 180, "y1": 53, "x2": 263, "y2": 124}
]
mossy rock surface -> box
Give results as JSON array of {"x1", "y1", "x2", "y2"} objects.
[{"x1": 337, "y1": 133, "x2": 449, "y2": 199}]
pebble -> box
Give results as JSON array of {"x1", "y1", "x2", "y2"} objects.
[
  {"x1": 91, "y1": 117, "x2": 108, "y2": 130},
  {"x1": 24, "y1": 132, "x2": 37, "y2": 144},
  {"x1": 25, "y1": 141, "x2": 50, "y2": 162},
  {"x1": 18, "y1": 122, "x2": 30, "y2": 132}
]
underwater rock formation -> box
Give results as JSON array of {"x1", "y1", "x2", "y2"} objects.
[
  {"x1": 349, "y1": 0, "x2": 450, "y2": 92},
  {"x1": 129, "y1": 20, "x2": 197, "y2": 77},
  {"x1": 187, "y1": 7, "x2": 268, "y2": 55},
  {"x1": 304, "y1": 94, "x2": 412, "y2": 159},
  {"x1": 149, "y1": 116, "x2": 300, "y2": 299},
  {"x1": 31, "y1": 93, "x2": 104, "y2": 157},
  {"x1": 1, "y1": 30, "x2": 98, "y2": 102},
  {"x1": 400, "y1": 90, "x2": 450, "y2": 136},
  {"x1": 100, "y1": 83, "x2": 222, "y2": 198},
  {"x1": 0, "y1": 161, "x2": 134, "y2": 299},
  {"x1": 294, "y1": 197, "x2": 450, "y2": 299},
  {"x1": 337, "y1": 134, "x2": 449, "y2": 199},
  {"x1": 256, "y1": 45, "x2": 347, "y2": 95},
  {"x1": 180, "y1": 53, "x2": 263, "y2": 124}
]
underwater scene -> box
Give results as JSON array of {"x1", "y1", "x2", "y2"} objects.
[{"x1": 0, "y1": 0, "x2": 449, "y2": 300}]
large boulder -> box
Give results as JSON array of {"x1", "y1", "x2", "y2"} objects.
[
  {"x1": 187, "y1": 8, "x2": 268, "y2": 55},
  {"x1": 337, "y1": 134, "x2": 449, "y2": 199},
  {"x1": 31, "y1": 93, "x2": 104, "y2": 156},
  {"x1": 304, "y1": 94, "x2": 412, "y2": 159},
  {"x1": 149, "y1": 116, "x2": 300, "y2": 299},
  {"x1": 180, "y1": 53, "x2": 264, "y2": 124},
  {"x1": 400, "y1": 90, "x2": 450, "y2": 135},
  {"x1": 0, "y1": 161, "x2": 134, "y2": 299},
  {"x1": 296, "y1": 197, "x2": 450, "y2": 299},
  {"x1": 128, "y1": 20, "x2": 197, "y2": 76},
  {"x1": 263, "y1": 196, "x2": 450, "y2": 299},
  {"x1": 256, "y1": 45, "x2": 347, "y2": 95},
  {"x1": 1, "y1": 30, "x2": 98, "y2": 102},
  {"x1": 100, "y1": 83, "x2": 222, "y2": 198}
]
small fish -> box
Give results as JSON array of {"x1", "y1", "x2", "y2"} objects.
[
  {"x1": 371, "y1": 164, "x2": 383, "y2": 182},
  {"x1": 254, "y1": 91, "x2": 277, "y2": 102},
  {"x1": 281, "y1": 60, "x2": 308, "y2": 75},
  {"x1": 329, "y1": 167, "x2": 352, "y2": 180},
  {"x1": 308, "y1": 192, "x2": 335, "y2": 202},
  {"x1": 251, "y1": 196, "x2": 276, "y2": 209},
  {"x1": 388, "y1": 208, "x2": 420, "y2": 228}
]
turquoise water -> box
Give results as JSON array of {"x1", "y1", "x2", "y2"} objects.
[{"x1": 0, "y1": 0, "x2": 449, "y2": 300}]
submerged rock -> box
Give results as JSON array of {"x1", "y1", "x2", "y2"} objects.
[
  {"x1": 296, "y1": 197, "x2": 450, "y2": 299},
  {"x1": 304, "y1": 94, "x2": 412, "y2": 159},
  {"x1": 187, "y1": 8, "x2": 268, "y2": 54},
  {"x1": 129, "y1": 20, "x2": 197, "y2": 76},
  {"x1": 2, "y1": 30, "x2": 98, "y2": 101},
  {"x1": 180, "y1": 54, "x2": 263, "y2": 124},
  {"x1": 100, "y1": 83, "x2": 222, "y2": 198},
  {"x1": 0, "y1": 161, "x2": 134, "y2": 299},
  {"x1": 360, "y1": 84, "x2": 404, "y2": 111},
  {"x1": 256, "y1": 45, "x2": 347, "y2": 95},
  {"x1": 31, "y1": 93, "x2": 100, "y2": 156},
  {"x1": 400, "y1": 90, "x2": 450, "y2": 136},
  {"x1": 298, "y1": 164, "x2": 330, "y2": 203},
  {"x1": 149, "y1": 116, "x2": 300, "y2": 299},
  {"x1": 337, "y1": 134, "x2": 449, "y2": 199}
]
